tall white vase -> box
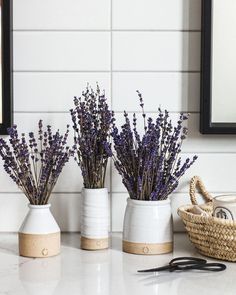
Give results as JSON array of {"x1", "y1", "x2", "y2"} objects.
[
  {"x1": 123, "y1": 198, "x2": 173, "y2": 255},
  {"x1": 81, "y1": 188, "x2": 109, "y2": 250},
  {"x1": 19, "y1": 204, "x2": 60, "y2": 258}
]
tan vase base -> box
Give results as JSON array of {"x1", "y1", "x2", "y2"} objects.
[
  {"x1": 122, "y1": 240, "x2": 173, "y2": 255},
  {"x1": 81, "y1": 236, "x2": 109, "y2": 250},
  {"x1": 19, "y1": 232, "x2": 60, "y2": 258}
]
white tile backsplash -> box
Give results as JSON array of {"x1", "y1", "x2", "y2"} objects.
[
  {"x1": 112, "y1": 72, "x2": 200, "y2": 112},
  {"x1": 51, "y1": 194, "x2": 82, "y2": 232},
  {"x1": 14, "y1": 32, "x2": 111, "y2": 71},
  {"x1": 112, "y1": 32, "x2": 201, "y2": 71},
  {"x1": 111, "y1": 193, "x2": 127, "y2": 232},
  {"x1": 14, "y1": 73, "x2": 111, "y2": 112},
  {"x1": 13, "y1": 0, "x2": 111, "y2": 30},
  {"x1": 0, "y1": 0, "x2": 233, "y2": 232},
  {"x1": 112, "y1": 0, "x2": 201, "y2": 30},
  {"x1": 0, "y1": 195, "x2": 28, "y2": 232}
]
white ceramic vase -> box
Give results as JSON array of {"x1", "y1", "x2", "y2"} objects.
[
  {"x1": 81, "y1": 188, "x2": 109, "y2": 250},
  {"x1": 18, "y1": 204, "x2": 60, "y2": 258},
  {"x1": 123, "y1": 198, "x2": 173, "y2": 255}
]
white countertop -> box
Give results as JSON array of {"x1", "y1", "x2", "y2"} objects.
[{"x1": 0, "y1": 233, "x2": 235, "y2": 295}]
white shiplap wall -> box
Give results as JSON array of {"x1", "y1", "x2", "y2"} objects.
[{"x1": 1, "y1": 0, "x2": 235, "y2": 232}]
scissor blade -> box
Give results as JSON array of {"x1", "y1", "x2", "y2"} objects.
[{"x1": 138, "y1": 265, "x2": 171, "y2": 273}]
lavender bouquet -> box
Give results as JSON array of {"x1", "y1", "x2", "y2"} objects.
[
  {"x1": 0, "y1": 121, "x2": 72, "y2": 205},
  {"x1": 106, "y1": 91, "x2": 197, "y2": 201},
  {"x1": 70, "y1": 85, "x2": 113, "y2": 189}
]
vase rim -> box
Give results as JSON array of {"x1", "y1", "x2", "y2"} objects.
[
  {"x1": 28, "y1": 204, "x2": 51, "y2": 209},
  {"x1": 127, "y1": 197, "x2": 170, "y2": 205}
]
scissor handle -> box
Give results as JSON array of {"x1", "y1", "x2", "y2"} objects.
[
  {"x1": 170, "y1": 257, "x2": 206, "y2": 267},
  {"x1": 188, "y1": 263, "x2": 226, "y2": 272}
]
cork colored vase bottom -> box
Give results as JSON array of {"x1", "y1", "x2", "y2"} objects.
[
  {"x1": 122, "y1": 240, "x2": 173, "y2": 255},
  {"x1": 122, "y1": 198, "x2": 173, "y2": 255},
  {"x1": 19, "y1": 232, "x2": 60, "y2": 258},
  {"x1": 81, "y1": 236, "x2": 109, "y2": 250}
]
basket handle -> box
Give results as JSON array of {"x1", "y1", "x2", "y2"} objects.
[{"x1": 189, "y1": 176, "x2": 213, "y2": 205}]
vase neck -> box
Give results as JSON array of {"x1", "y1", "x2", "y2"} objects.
[{"x1": 28, "y1": 204, "x2": 51, "y2": 209}]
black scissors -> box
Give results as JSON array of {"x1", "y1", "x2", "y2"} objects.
[{"x1": 138, "y1": 257, "x2": 226, "y2": 273}]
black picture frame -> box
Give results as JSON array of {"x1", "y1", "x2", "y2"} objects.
[
  {"x1": 200, "y1": 0, "x2": 236, "y2": 134},
  {"x1": 0, "y1": 0, "x2": 13, "y2": 135}
]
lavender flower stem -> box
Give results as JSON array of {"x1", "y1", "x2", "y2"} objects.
[{"x1": 108, "y1": 92, "x2": 197, "y2": 201}]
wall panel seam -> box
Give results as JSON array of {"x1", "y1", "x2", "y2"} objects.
[
  {"x1": 13, "y1": 29, "x2": 201, "y2": 32},
  {"x1": 14, "y1": 111, "x2": 200, "y2": 114},
  {"x1": 1, "y1": 191, "x2": 235, "y2": 195},
  {"x1": 13, "y1": 70, "x2": 201, "y2": 73},
  {"x1": 110, "y1": 0, "x2": 113, "y2": 233}
]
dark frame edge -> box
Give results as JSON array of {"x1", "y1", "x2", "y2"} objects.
[
  {"x1": 200, "y1": 0, "x2": 212, "y2": 134},
  {"x1": 0, "y1": 0, "x2": 13, "y2": 135},
  {"x1": 200, "y1": 0, "x2": 236, "y2": 134}
]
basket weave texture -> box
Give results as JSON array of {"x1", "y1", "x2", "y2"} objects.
[{"x1": 178, "y1": 176, "x2": 236, "y2": 262}]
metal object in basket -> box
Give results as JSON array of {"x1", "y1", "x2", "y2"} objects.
[{"x1": 178, "y1": 176, "x2": 236, "y2": 262}]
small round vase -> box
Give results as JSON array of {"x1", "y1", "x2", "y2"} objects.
[
  {"x1": 123, "y1": 198, "x2": 173, "y2": 255},
  {"x1": 81, "y1": 188, "x2": 109, "y2": 250},
  {"x1": 18, "y1": 204, "x2": 60, "y2": 258}
]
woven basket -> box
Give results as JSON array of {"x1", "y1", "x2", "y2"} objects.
[{"x1": 178, "y1": 176, "x2": 236, "y2": 262}]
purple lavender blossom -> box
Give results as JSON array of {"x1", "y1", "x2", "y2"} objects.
[
  {"x1": 108, "y1": 91, "x2": 198, "y2": 201},
  {"x1": 0, "y1": 121, "x2": 72, "y2": 205},
  {"x1": 70, "y1": 85, "x2": 114, "y2": 188}
]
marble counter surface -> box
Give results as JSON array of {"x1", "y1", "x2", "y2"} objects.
[{"x1": 0, "y1": 233, "x2": 235, "y2": 295}]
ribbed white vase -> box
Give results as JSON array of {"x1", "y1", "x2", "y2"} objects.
[
  {"x1": 19, "y1": 204, "x2": 60, "y2": 258},
  {"x1": 123, "y1": 198, "x2": 173, "y2": 255},
  {"x1": 81, "y1": 188, "x2": 109, "y2": 250}
]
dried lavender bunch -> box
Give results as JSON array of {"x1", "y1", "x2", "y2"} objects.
[
  {"x1": 0, "y1": 121, "x2": 72, "y2": 205},
  {"x1": 106, "y1": 91, "x2": 197, "y2": 201},
  {"x1": 70, "y1": 85, "x2": 113, "y2": 188}
]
